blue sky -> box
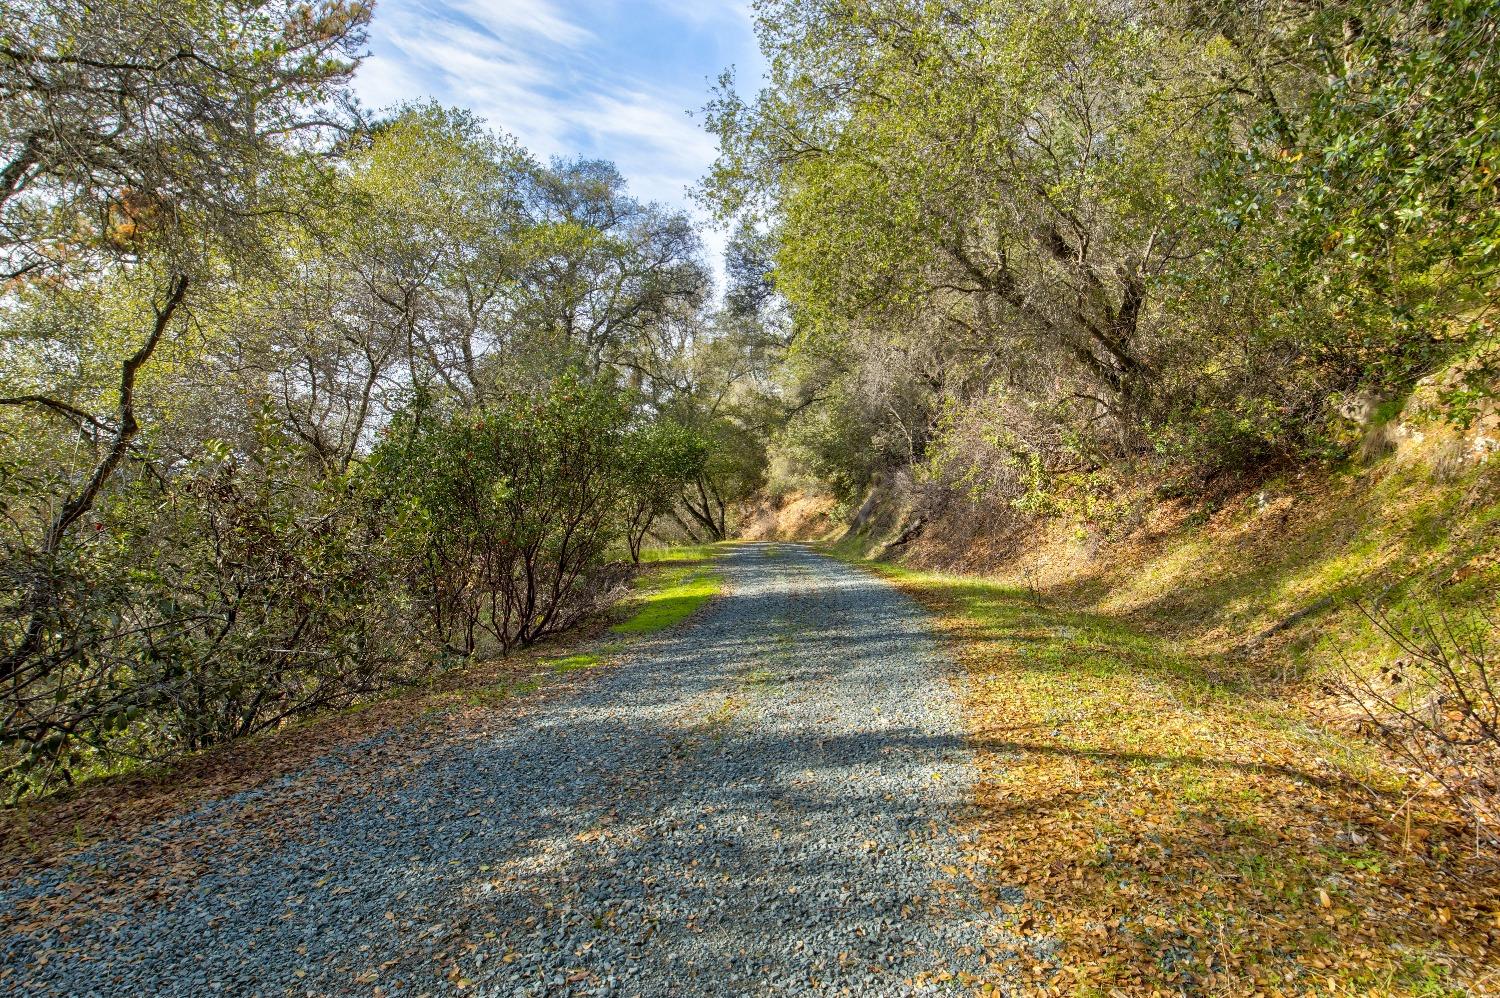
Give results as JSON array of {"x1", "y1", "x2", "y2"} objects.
[{"x1": 353, "y1": 0, "x2": 766, "y2": 270}]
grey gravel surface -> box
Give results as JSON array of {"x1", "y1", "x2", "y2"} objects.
[{"x1": 0, "y1": 543, "x2": 1004, "y2": 996}]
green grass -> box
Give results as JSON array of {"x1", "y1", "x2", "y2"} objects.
[
  {"x1": 854, "y1": 560, "x2": 1470, "y2": 992},
  {"x1": 742, "y1": 667, "x2": 780, "y2": 688},
  {"x1": 460, "y1": 654, "x2": 602, "y2": 709},
  {"x1": 822, "y1": 528, "x2": 886, "y2": 563},
  {"x1": 546, "y1": 652, "x2": 601, "y2": 673},
  {"x1": 612, "y1": 563, "x2": 724, "y2": 634},
  {"x1": 638, "y1": 542, "x2": 727, "y2": 563},
  {"x1": 613, "y1": 546, "x2": 728, "y2": 635}
]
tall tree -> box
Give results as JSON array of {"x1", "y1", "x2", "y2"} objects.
[{"x1": 0, "y1": 0, "x2": 369, "y2": 724}]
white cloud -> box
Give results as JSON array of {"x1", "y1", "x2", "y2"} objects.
[
  {"x1": 603, "y1": 0, "x2": 751, "y2": 28},
  {"x1": 360, "y1": 6, "x2": 573, "y2": 149},
  {"x1": 353, "y1": 1, "x2": 763, "y2": 286},
  {"x1": 446, "y1": 0, "x2": 593, "y2": 46},
  {"x1": 569, "y1": 91, "x2": 717, "y2": 199},
  {"x1": 353, "y1": 50, "x2": 426, "y2": 111}
]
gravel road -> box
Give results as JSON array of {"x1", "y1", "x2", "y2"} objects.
[{"x1": 0, "y1": 543, "x2": 1000, "y2": 996}]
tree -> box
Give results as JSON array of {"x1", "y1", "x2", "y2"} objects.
[
  {"x1": 338, "y1": 104, "x2": 538, "y2": 402},
  {"x1": 619, "y1": 420, "x2": 709, "y2": 562},
  {"x1": 0, "y1": 0, "x2": 370, "y2": 783},
  {"x1": 704, "y1": 0, "x2": 1499, "y2": 507},
  {"x1": 0, "y1": 0, "x2": 369, "y2": 281},
  {"x1": 372, "y1": 376, "x2": 637, "y2": 652},
  {"x1": 517, "y1": 159, "x2": 711, "y2": 379}
]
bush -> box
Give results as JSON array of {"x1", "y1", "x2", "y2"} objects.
[
  {"x1": 372, "y1": 375, "x2": 653, "y2": 652},
  {"x1": 1342, "y1": 602, "x2": 1499, "y2": 850},
  {"x1": 0, "y1": 433, "x2": 425, "y2": 795}
]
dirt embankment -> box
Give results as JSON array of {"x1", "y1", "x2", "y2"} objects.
[{"x1": 737, "y1": 490, "x2": 840, "y2": 542}]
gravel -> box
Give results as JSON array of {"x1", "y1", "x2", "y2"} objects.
[{"x1": 0, "y1": 542, "x2": 1006, "y2": 996}]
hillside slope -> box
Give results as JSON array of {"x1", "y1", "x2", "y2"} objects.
[{"x1": 751, "y1": 367, "x2": 1500, "y2": 993}]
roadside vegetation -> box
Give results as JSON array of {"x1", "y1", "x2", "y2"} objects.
[
  {"x1": 850, "y1": 555, "x2": 1495, "y2": 994},
  {"x1": 612, "y1": 559, "x2": 727, "y2": 636},
  {"x1": 704, "y1": 0, "x2": 1500, "y2": 989},
  {"x1": 0, "y1": 2, "x2": 775, "y2": 800},
  {"x1": 0, "y1": 544, "x2": 726, "y2": 865},
  {"x1": 814, "y1": 398, "x2": 1500, "y2": 991}
]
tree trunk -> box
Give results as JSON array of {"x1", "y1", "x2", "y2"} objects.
[{"x1": 0, "y1": 274, "x2": 189, "y2": 688}]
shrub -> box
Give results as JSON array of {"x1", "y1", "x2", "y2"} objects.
[
  {"x1": 372, "y1": 375, "x2": 638, "y2": 652},
  {"x1": 1342, "y1": 602, "x2": 1499, "y2": 851},
  {"x1": 0, "y1": 434, "x2": 424, "y2": 795}
]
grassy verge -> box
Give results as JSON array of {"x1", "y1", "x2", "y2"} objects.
[
  {"x1": 837, "y1": 555, "x2": 1497, "y2": 995},
  {"x1": 638, "y1": 543, "x2": 723, "y2": 564},
  {"x1": 612, "y1": 553, "x2": 726, "y2": 635}
]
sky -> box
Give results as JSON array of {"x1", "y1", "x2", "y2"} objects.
[{"x1": 352, "y1": 0, "x2": 767, "y2": 278}]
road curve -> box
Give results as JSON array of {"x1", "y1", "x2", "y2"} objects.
[{"x1": 0, "y1": 543, "x2": 992, "y2": 996}]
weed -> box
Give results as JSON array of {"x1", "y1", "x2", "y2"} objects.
[{"x1": 742, "y1": 667, "x2": 781, "y2": 688}]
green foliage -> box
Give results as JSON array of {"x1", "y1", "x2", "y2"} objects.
[
  {"x1": 0, "y1": 0, "x2": 370, "y2": 281},
  {"x1": 1278, "y1": 2, "x2": 1499, "y2": 326},
  {"x1": 370, "y1": 375, "x2": 637, "y2": 652},
  {"x1": 619, "y1": 420, "x2": 710, "y2": 561},
  {"x1": 0, "y1": 422, "x2": 424, "y2": 794},
  {"x1": 0, "y1": 0, "x2": 381, "y2": 795},
  {"x1": 705, "y1": 0, "x2": 1499, "y2": 514}
]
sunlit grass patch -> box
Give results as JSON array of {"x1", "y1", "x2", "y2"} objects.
[
  {"x1": 820, "y1": 529, "x2": 886, "y2": 563},
  {"x1": 613, "y1": 559, "x2": 724, "y2": 635},
  {"x1": 742, "y1": 667, "x2": 781, "y2": 688},
  {"x1": 546, "y1": 652, "x2": 601, "y2": 673},
  {"x1": 638, "y1": 542, "x2": 727, "y2": 563}
]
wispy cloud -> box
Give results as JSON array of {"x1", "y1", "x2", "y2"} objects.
[
  {"x1": 446, "y1": 0, "x2": 594, "y2": 46},
  {"x1": 353, "y1": 0, "x2": 763, "y2": 217}
]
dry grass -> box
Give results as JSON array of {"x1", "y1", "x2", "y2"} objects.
[
  {"x1": 738, "y1": 490, "x2": 841, "y2": 541},
  {"x1": 821, "y1": 410, "x2": 1500, "y2": 994},
  {"x1": 862, "y1": 563, "x2": 1500, "y2": 995}
]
